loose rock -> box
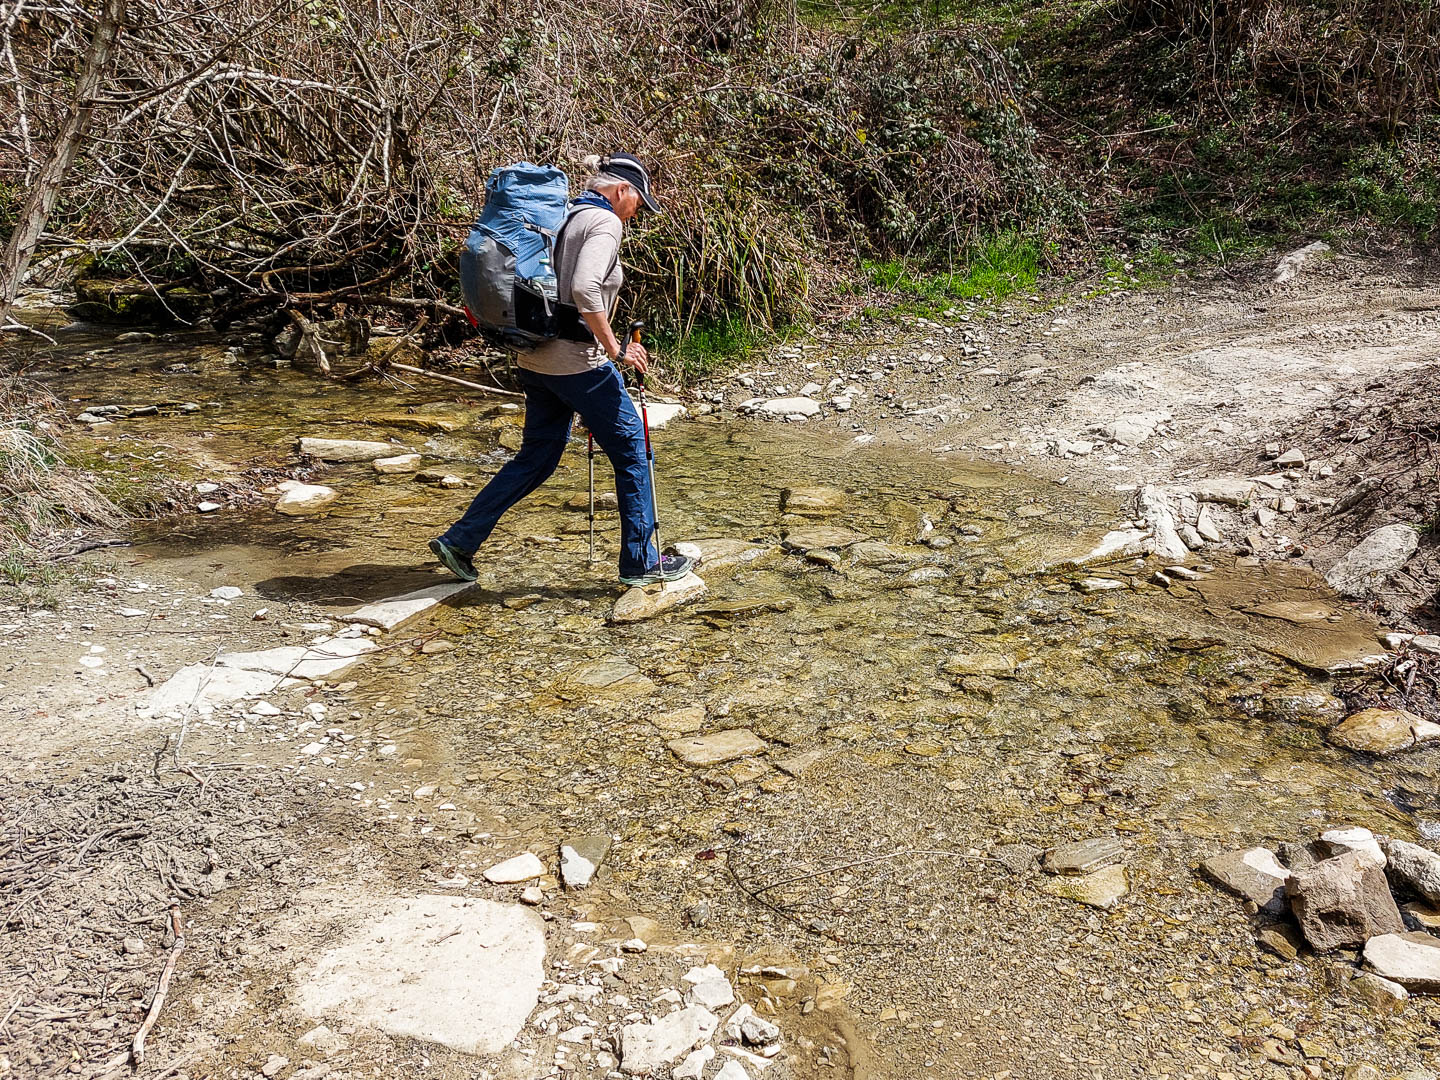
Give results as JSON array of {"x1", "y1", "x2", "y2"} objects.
[
  {"x1": 673, "y1": 1046, "x2": 715, "y2": 1080},
  {"x1": 1346, "y1": 971, "x2": 1410, "y2": 1013},
  {"x1": 757, "y1": 397, "x2": 821, "y2": 417},
  {"x1": 1041, "y1": 863, "x2": 1128, "y2": 909},
  {"x1": 611, "y1": 572, "x2": 708, "y2": 623},
  {"x1": 1044, "y1": 836, "x2": 1125, "y2": 876},
  {"x1": 275, "y1": 483, "x2": 339, "y2": 517},
  {"x1": 1380, "y1": 838, "x2": 1440, "y2": 906},
  {"x1": 483, "y1": 852, "x2": 545, "y2": 884},
  {"x1": 1363, "y1": 932, "x2": 1440, "y2": 992},
  {"x1": 1325, "y1": 524, "x2": 1420, "y2": 598},
  {"x1": 297, "y1": 437, "x2": 403, "y2": 463},
  {"x1": 780, "y1": 486, "x2": 847, "y2": 515},
  {"x1": 1328, "y1": 708, "x2": 1440, "y2": 755},
  {"x1": 1201, "y1": 847, "x2": 1289, "y2": 914},
  {"x1": 619, "y1": 1006, "x2": 719, "y2": 1076},
  {"x1": 560, "y1": 835, "x2": 611, "y2": 889},
  {"x1": 373, "y1": 453, "x2": 422, "y2": 473},
  {"x1": 668, "y1": 729, "x2": 766, "y2": 767},
  {"x1": 1286, "y1": 850, "x2": 1405, "y2": 952},
  {"x1": 1320, "y1": 826, "x2": 1385, "y2": 866}
]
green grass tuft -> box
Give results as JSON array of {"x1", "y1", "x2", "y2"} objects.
[
  {"x1": 863, "y1": 234, "x2": 1042, "y2": 316},
  {"x1": 654, "y1": 315, "x2": 775, "y2": 384}
]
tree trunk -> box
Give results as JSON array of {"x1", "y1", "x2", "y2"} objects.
[{"x1": 0, "y1": 0, "x2": 127, "y2": 324}]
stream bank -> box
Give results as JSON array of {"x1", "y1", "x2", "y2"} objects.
[{"x1": 3, "y1": 259, "x2": 1440, "y2": 1080}]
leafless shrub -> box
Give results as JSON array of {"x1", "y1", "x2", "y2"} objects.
[
  {"x1": 1, "y1": 0, "x2": 1053, "y2": 340},
  {"x1": 1129, "y1": 0, "x2": 1440, "y2": 133}
]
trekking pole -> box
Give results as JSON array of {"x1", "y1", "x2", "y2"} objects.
[
  {"x1": 587, "y1": 430, "x2": 596, "y2": 564},
  {"x1": 622, "y1": 320, "x2": 666, "y2": 584}
]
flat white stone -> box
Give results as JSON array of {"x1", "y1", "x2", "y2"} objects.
[
  {"x1": 685, "y1": 975, "x2": 734, "y2": 1011},
  {"x1": 146, "y1": 663, "x2": 290, "y2": 715},
  {"x1": 294, "y1": 895, "x2": 544, "y2": 1055},
  {"x1": 1364, "y1": 932, "x2": 1440, "y2": 992},
  {"x1": 673, "y1": 1046, "x2": 715, "y2": 1080},
  {"x1": 757, "y1": 397, "x2": 821, "y2": 417},
  {"x1": 275, "y1": 484, "x2": 339, "y2": 516},
  {"x1": 1321, "y1": 826, "x2": 1385, "y2": 866},
  {"x1": 345, "y1": 581, "x2": 479, "y2": 632},
  {"x1": 1057, "y1": 527, "x2": 1151, "y2": 569},
  {"x1": 620, "y1": 1006, "x2": 719, "y2": 1076},
  {"x1": 668, "y1": 729, "x2": 766, "y2": 767},
  {"x1": 373, "y1": 453, "x2": 422, "y2": 473},
  {"x1": 483, "y1": 852, "x2": 545, "y2": 883},
  {"x1": 217, "y1": 637, "x2": 378, "y2": 680},
  {"x1": 1137, "y1": 485, "x2": 1187, "y2": 561},
  {"x1": 641, "y1": 401, "x2": 687, "y2": 430},
  {"x1": 298, "y1": 437, "x2": 404, "y2": 462}
]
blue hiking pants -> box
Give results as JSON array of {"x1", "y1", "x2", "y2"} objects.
[{"x1": 439, "y1": 363, "x2": 659, "y2": 577}]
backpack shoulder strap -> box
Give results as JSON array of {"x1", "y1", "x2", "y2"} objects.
[{"x1": 553, "y1": 203, "x2": 621, "y2": 279}]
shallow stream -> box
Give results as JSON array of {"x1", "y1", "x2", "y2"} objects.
[{"x1": 27, "y1": 314, "x2": 1440, "y2": 1077}]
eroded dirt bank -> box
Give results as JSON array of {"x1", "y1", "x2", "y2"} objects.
[{"x1": 3, "y1": 259, "x2": 1440, "y2": 1080}]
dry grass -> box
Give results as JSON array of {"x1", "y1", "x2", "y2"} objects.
[{"x1": 0, "y1": 375, "x2": 124, "y2": 567}]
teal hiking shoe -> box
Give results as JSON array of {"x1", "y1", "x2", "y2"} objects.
[
  {"x1": 618, "y1": 554, "x2": 694, "y2": 587},
  {"x1": 429, "y1": 537, "x2": 478, "y2": 582}
]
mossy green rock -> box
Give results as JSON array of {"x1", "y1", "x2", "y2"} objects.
[{"x1": 70, "y1": 277, "x2": 213, "y2": 325}]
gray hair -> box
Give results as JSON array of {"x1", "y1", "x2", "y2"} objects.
[{"x1": 584, "y1": 172, "x2": 629, "y2": 193}]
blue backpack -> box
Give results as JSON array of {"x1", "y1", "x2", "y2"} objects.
[{"x1": 460, "y1": 162, "x2": 587, "y2": 347}]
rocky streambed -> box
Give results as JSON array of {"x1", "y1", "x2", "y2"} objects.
[{"x1": 3, "y1": 309, "x2": 1440, "y2": 1080}]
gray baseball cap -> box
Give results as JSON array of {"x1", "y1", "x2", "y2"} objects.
[{"x1": 604, "y1": 153, "x2": 662, "y2": 213}]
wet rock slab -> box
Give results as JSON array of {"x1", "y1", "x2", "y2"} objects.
[
  {"x1": 686, "y1": 538, "x2": 774, "y2": 569},
  {"x1": 1044, "y1": 836, "x2": 1125, "y2": 875},
  {"x1": 298, "y1": 437, "x2": 407, "y2": 462},
  {"x1": 780, "y1": 486, "x2": 847, "y2": 515},
  {"x1": 1201, "y1": 847, "x2": 1288, "y2": 913},
  {"x1": 345, "y1": 581, "x2": 479, "y2": 632},
  {"x1": 552, "y1": 659, "x2": 657, "y2": 702},
  {"x1": 1328, "y1": 708, "x2": 1440, "y2": 755},
  {"x1": 943, "y1": 652, "x2": 1017, "y2": 679},
  {"x1": 611, "y1": 572, "x2": 708, "y2": 623},
  {"x1": 1363, "y1": 932, "x2": 1440, "y2": 993},
  {"x1": 780, "y1": 526, "x2": 867, "y2": 552},
  {"x1": 1041, "y1": 863, "x2": 1128, "y2": 909},
  {"x1": 294, "y1": 895, "x2": 545, "y2": 1055},
  {"x1": 668, "y1": 729, "x2": 767, "y2": 767}
]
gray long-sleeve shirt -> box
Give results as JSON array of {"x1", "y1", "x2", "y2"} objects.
[{"x1": 518, "y1": 206, "x2": 624, "y2": 376}]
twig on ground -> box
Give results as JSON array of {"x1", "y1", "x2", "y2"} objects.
[{"x1": 129, "y1": 904, "x2": 185, "y2": 1067}]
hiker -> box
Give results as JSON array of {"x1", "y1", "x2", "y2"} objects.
[{"x1": 430, "y1": 154, "x2": 693, "y2": 586}]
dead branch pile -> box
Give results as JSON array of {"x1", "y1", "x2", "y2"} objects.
[{"x1": 0, "y1": 0, "x2": 1054, "y2": 338}]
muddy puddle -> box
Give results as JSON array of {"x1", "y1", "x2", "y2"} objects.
[{"x1": 25, "y1": 314, "x2": 1440, "y2": 1077}]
